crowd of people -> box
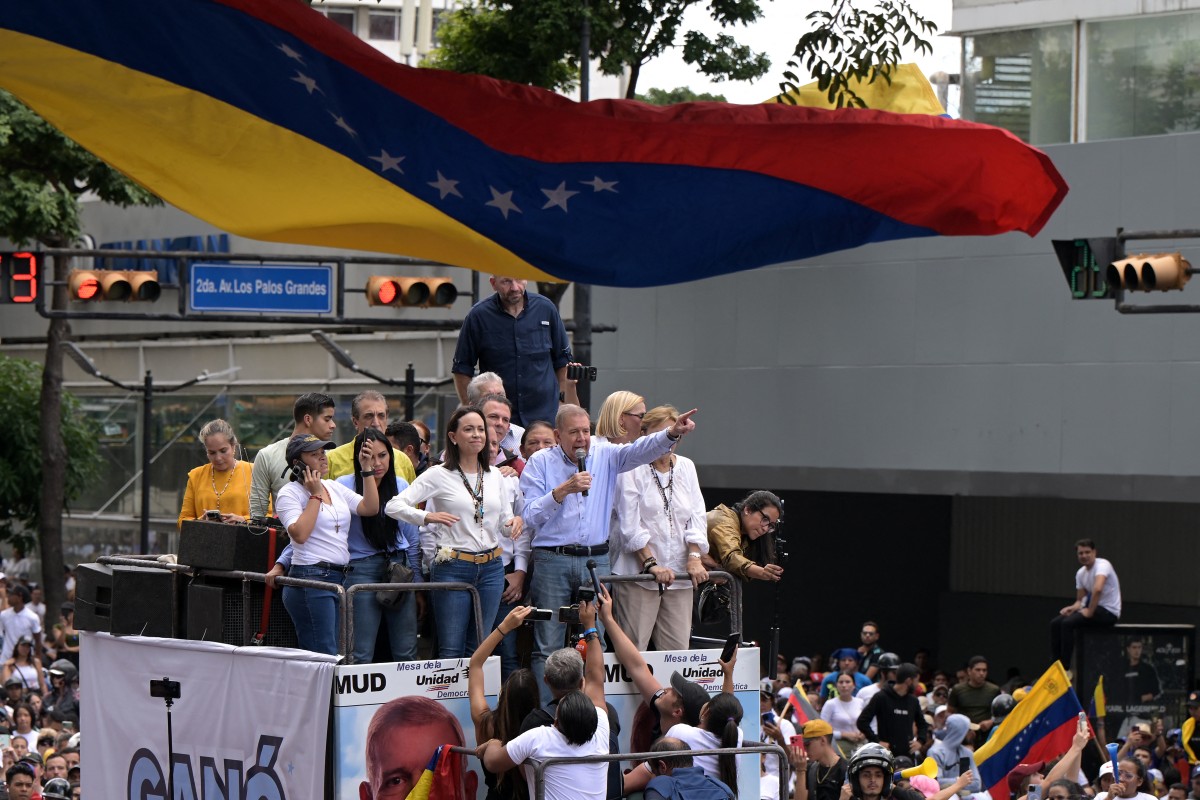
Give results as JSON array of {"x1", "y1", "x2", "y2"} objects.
[
  {"x1": 0, "y1": 564, "x2": 83, "y2": 800},
  {"x1": 164, "y1": 275, "x2": 1200, "y2": 800}
]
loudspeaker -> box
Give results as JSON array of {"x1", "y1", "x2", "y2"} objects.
[
  {"x1": 186, "y1": 583, "x2": 226, "y2": 643},
  {"x1": 110, "y1": 565, "x2": 182, "y2": 638},
  {"x1": 178, "y1": 519, "x2": 288, "y2": 572},
  {"x1": 189, "y1": 572, "x2": 297, "y2": 649},
  {"x1": 75, "y1": 562, "x2": 113, "y2": 633}
]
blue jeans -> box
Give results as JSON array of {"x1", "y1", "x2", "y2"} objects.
[
  {"x1": 528, "y1": 550, "x2": 609, "y2": 703},
  {"x1": 430, "y1": 555, "x2": 504, "y2": 659},
  {"x1": 344, "y1": 553, "x2": 418, "y2": 664},
  {"x1": 493, "y1": 596, "x2": 520, "y2": 679},
  {"x1": 282, "y1": 563, "x2": 344, "y2": 655}
]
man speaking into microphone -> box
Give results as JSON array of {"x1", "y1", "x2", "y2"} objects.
[{"x1": 520, "y1": 402, "x2": 698, "y2": 700}]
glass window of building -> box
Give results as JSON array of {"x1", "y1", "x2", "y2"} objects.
[
  {"x1": 1086, "y1": 12, "x2": 1200, "y2": 141},
  {"x1": 962, "y1": 25, "x2": 1073, "y2": 145},
  {"x1": 317, "y1": 7, "x2": 356, "y2": 34},
  {"x1": 369, "y1": 10, "x2": 400, "y2": 41}
]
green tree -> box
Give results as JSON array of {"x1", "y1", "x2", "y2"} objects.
[
  {"x1": 427, "y1": 0, "x2": 771, "y2": 98},
  {"x1": 778, "y1": 0, "x2": 937, "y2": 108},
  {"x1": 636, "y1": 86, "x2": 728, "y2": 104},
  {"x1": 0, "y1": 89, "x2": 158, "y2": 617},
  {"x1": 0, "y1": 355, "x2": 100, "y2": 541}
]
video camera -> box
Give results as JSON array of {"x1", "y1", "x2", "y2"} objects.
[{"x1": 558, "y1": 585, "x2": 595, "y2": 624}]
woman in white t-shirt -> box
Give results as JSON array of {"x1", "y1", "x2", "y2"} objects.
[
  {"x1": 1093, "y1": 758, "x2": 1157, "y2": 800},
  {"x1": 276, "y1": 434, "x2": 378, "y2": 655},
  {"x1": 821, "y1": 672, "x2": 867, "y2": 756},
  {"x1": 665, "y1": 691, "x2": 745, "y2": 792},
  {"x1": 481, "y1": 598, "x2": 607, "y2": 800},
  {"x1": 386, "y1": 406, "x2": 523, "y2": 658}
]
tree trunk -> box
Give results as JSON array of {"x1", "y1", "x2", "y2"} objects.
[
  {"x1": 38, "y1": 252, "x2": 70, "y2": 626},
  {"x1": 625, "y1": 61, "x2": 642, "y2": 99}
]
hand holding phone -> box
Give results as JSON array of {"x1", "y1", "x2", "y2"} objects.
[{"x1": 720, "y1": 632, "x2": 741, "y2": 664}]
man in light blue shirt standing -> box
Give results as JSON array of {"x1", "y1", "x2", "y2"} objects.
[{"x1": 520, "y1": 403, "x2": 697, "y2": 698}]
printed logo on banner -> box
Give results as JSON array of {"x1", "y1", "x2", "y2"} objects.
[{"x1": 334, "y1": 659, "x2": 491, "y2": 705}]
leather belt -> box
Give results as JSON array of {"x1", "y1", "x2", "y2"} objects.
[
  {"x1": 449, "y1": 546, "x2": 502, "y2": 564},
  {"x1": 535, "y1": 543, "x2": 609, "y2": 557},
  {"x1": 311, "y1": 561, "x2": 351, "y2": 574}
]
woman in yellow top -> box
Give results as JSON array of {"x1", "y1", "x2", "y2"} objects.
[{"x1": 178, "y1": 418, "x2": 254, "y2": 527}]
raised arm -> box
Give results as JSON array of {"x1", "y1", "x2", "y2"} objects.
[
  {"x1": 597, "y1": 585, "x2": 662, "y2": 704},
  {"x1": 470, "y1": 606, "x2": 533, "y2": 739},
  {"x1": 579, "y1": 596, "x2": 605, "y2": 709},
  {"x1": 1044, "y1": 717, "x2": 1091, "y2": 786}
]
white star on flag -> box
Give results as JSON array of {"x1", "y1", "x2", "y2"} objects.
[
  {"x1": 329, "y1": 112, "x2": 357, "y2": 137},
  {"x1": 291, "y1": 71, "x2": 321, "y2": 95},
  {"x1": 277, "y1": 43, "x2": 304, "y2": 63},
  {"x1": 369, "y1": 150, "x2": 405, "y2": 174},
  {"x1": 581, "y1": 176, "x2": 618, "y2": 193},
  {"x1": 486, "y1": 187, "x2": 521, "y2": 219},
  {"x1": 429, "y1": 172, "x2": 462, "y2": 200},
  {"x1": 541, "y1": 181, "x2": 579, "y2": 212}
]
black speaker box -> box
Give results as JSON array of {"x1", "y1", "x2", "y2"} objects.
[
  {"x1": 75, "y1": 562, "x2": 113, "y2": 633},
  {"x1": 188, "y1": 573, "x2": 297, "y2": 649},
  {"x1": 178, "y1": 519, "x2": 288, "y2": 572},
  {"x1": 110, "y1": 565, "x2": 182, "y2": 638}
]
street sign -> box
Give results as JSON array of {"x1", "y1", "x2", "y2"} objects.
[{"x1": 189, "y1": 263, "x2": 333, "y2": 313}]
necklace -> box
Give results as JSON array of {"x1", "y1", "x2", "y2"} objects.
[
  {"x1": 318, "y1": 488, "x2": 340, "y2": 537},
  {"x1": 210, "y1": 462, "x2": 237, "y2": 512},
  {"x1": 649, "y1": 459, "x2": 674, "y2": 527},
  {"x1": 816, "y1": 760, "x2": 841, "y2": 785},
  {"x1": 456, "y1": 466, "x2": 485, "y2": 526}
]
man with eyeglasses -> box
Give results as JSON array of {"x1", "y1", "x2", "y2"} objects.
[
  {"x1": 327, "y1": 390, "x2": 416, "y2": 484},
  {"x1": 704, "y1": 490, "x2": 784, "y2": 583}
]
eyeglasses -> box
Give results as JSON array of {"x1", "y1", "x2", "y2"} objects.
[
  {"x1": 757, "y1": 510, "x2": 778, "y2": 532},
  {"x1": 861, "y1": 630, "x2": 878, "y2": 636},
  {"x1": 623, "y1": 411, "x2": 645, "y2": 420}
]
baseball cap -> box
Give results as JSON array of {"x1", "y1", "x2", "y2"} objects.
[
  {"x1": 833, "y1": 648, "x2": 860, "y2": 662},
  {"x1": 1098, "y1": 762, "x2": 1115, "y2": 779},
  {"x1": 802, "y1": 719, "x2": 834, "y2": 739},
  {"x1": 283, "y1": 434, "x2": 335, "y2": 469},
  {"x1": 1006, "y1": 762, "x2": 1045, "y2": 794},
  {"x1": 670, "y1": 671, "x2": 711, "y2": 727},
  {"x1": 20, "y1": 751, "x2": 43, "y2": 767},
  {"x1": 760, "y1": 678, "x2": 775, "y2": 699},
  {"x1": 1187, "y1": 690, "x2": 1200, "y2": 707},
  {"x1": 4, "y1": 675, "x2": 23, "y2": 688}
]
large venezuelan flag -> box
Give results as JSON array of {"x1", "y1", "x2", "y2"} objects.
[
  {"x1": 0, "y1": 0, "x2": 1068, "y2": 287},
  {"x1": 975, "y1": 661, "x2": 1084, "y2": 800}
]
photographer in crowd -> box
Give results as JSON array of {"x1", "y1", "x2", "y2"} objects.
[{"x1": 704, "y1": 490, "x2": 785, "y2": 583}]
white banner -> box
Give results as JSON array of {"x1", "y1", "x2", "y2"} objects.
[{"x1": 82, "y1": 633, "x2": 336, "y2": 800}]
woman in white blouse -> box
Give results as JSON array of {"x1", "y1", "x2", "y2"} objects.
[
  {"x1": 612, "y1": 405, "x2": 709, "y2": 650},
  {"x1": 386, "y1": 406, "x2": 523, "y2": 658},
  {"x1": 820, "y1": 672, "x2": 867, "y2": 756}
]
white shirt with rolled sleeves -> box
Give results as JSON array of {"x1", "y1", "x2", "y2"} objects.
[
  {"x1": 276, "y1": 479, "x2": 362, "y2": 565},
  {"x1": 519, "y1": 430, "x2": 677, "y2": 548},
  {"x1": 386, "y1": 464, "x2": 521, "y2": 561},
  {"x1": 612, "y1": 454, "x2": 708, "y2": 589}
]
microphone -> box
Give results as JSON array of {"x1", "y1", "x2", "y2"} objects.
[
  {"x1": 586, "y1": 559, "x2": 604, "y2": 598},
  {"x1": 574, "y1": 448, "x2": 588, "y2": 497}
]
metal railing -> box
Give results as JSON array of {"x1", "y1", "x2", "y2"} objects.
[
  {"x1": 90, "y1": 559, "x2": 743, "y2": 662},
  {"x1": 600, "y1": 571, "x2": 741, "y2": 634},
  {"x1": 446, "y1": 742, "x2": 789, "y2": 800},
  {"x1": 344, "y1": 581, "x2": 483, "y2": 664}
]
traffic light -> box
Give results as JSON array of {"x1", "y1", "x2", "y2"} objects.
[
  {"x1": 1052, "y1": 238, "x2": 1118, "y2": 299},
  {"x1": 1106, "y1": 252, "x2": 1191, "y2": 292},
  {"x1": 365, "y1": 276, "x2": 458, "y2": 308},
  {"x1": 67, "y1": 269, "x2": 161, "y2": 302}
]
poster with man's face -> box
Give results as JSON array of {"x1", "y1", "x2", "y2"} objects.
[{"x1": 1078, "y1": 626, "x2": 1194, "y2": 738}]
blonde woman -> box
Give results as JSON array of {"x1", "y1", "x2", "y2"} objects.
[
  {"x1": 612, "y1": 406, "x2": 708, "y2": 650},
  {"x1": 178, "y1": 419, "x2": 254, "y2": 527},
  {"x1": 594, "y1": 390, "x2": 646, "y2": 445}
]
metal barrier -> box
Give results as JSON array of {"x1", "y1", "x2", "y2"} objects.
[
  {"x1": 343, "y1": 582, "x2": 484, "y2": 665},
  {"x1": 445, "y1": 742, "x2": 789, "y2": 800},
  {"x1": 90, "y1": 558, "x2": 743, "y2": 663}
]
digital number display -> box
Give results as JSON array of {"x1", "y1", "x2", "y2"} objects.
[{"x1": 0, "y1": 252, "x2": 37, "y2": 304}]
